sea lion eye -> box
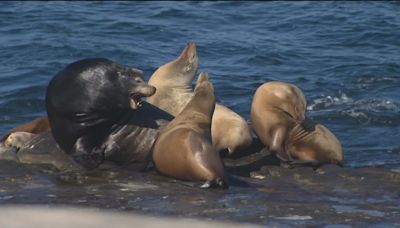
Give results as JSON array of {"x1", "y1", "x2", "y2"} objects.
[
  {"x1": 134, "y1": 77, "x2": 143, "y2": 84},
  {"x1": 185, "y1": 64, "x2": 192, "y2": 72}
]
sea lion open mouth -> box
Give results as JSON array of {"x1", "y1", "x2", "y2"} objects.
[
  {"x1": 130, "y1": 93, "x2": 143, "y2": 110},
  {"x1": 129, "y1": 87, "x2": 156, "y2": 110}
]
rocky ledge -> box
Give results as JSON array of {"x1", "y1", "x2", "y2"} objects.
[{"x1": 0, "y1": 144, "x2": 399, "y2": 227}]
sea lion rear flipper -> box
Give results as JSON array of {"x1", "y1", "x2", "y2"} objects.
[{"x1": 270, "y1": 127, "x2": 292, "y2": 161}]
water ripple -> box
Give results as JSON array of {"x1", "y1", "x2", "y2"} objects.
[{"x1": 0, "y1": 2, "x2": 399, "y2": 167}]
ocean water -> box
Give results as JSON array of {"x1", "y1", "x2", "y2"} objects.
[{"x1": 0, "y1": 2, "x2": 399, "y2": 168}]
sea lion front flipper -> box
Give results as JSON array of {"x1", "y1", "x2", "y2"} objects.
[
  {"x1": 199, "y1": 177, "x2": 228, "y2": 189},
  {"x1": 270, "y1": 127, "x2": 291, "y2": 160},
  {"x1": 70, "y1": 136, "x2": 105, "y2": 170}
]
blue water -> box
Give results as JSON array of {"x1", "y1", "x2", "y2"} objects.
[{"x1": 0, "y1": 2, "x2": 399, "y2": 168}]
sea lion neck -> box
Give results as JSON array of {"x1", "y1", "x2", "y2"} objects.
[
  {"x1": 171, "y1": 82, "x2": 215, "y2": 128},
  {"x1": 181, "y1": 96, "x2": 215, "y2": 123},
  {"x1": 149, "y1": 61, "x2": 196, "y2": 89},
  {"x1": 192, "y1": 82, "x2": 215, "y2": 117}
]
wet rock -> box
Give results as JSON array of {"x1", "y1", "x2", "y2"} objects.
[
  {"x1": 0, "y1": 145, "x2": 17, "y2": 161},
  {"x1": 0, "y1": 142, "x2": 399, "y2": 226},
  {"x1": 1, "y1": 159, "x2": 399, "y2": 226},
  {"x1": 17, "y1": 132, "x2": 80, "y2": 171}
]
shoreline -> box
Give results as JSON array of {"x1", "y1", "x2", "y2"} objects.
[{"x1": 0, "y1": 158, "x2": 399, "y2": 226}]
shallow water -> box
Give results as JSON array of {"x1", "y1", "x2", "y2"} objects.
[{"x1": 0, "y1": 2, "x2": 399, "y2": 168}]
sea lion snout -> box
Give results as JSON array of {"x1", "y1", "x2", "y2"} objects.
[
  {"x1": 180, "y1": 42, "x2": 199, "y2": 74},
  {"x1": 195, "y1": 72, "x2": 209, "y2": 85},
  {"x1": 181, "y1": 42, "x2": 198, "y2": 63},
  {"x1": 129, "y1": 85, "x2": 156, "y2": 110},
  {"x1": 194, "y1": 72, "x2": 214, "y2": 95}
]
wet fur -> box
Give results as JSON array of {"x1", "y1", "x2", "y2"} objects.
[
  {"x1": 152, "y1": 73, "x2": 227, "y2": 188},
  {"x1": 147, "y1": 42, "x2": 252, "y2": 153},
  {"x1": 46, "y1": 58, "x2": 159, "y2": 169},
  {"x1": 251, "y1": 81, "x2": 343, "y2": 165}
]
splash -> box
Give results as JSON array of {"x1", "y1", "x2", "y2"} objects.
[{"x1": 308, "y1": 93, "x2": 400, "y2": 126}]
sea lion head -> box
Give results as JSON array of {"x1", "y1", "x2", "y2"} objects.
[
  {"x1": 113, "y1": 67, "x2": 156, "y2": 110},
  {"x1": 192, "y1": 72, "x2": 215, "y2": 114},
  {"x1": 263, "y1": 82, "x2": 306, "y2": 122},
  {"x1": 149, "y1": 42, "x2": 199, "y2": 87},
  {"x1": 45, "y1": 58, "x2": 158, "y2": 169},
  {"x1": 287, "y1": 84, "x2": 307, "y2": 122}
]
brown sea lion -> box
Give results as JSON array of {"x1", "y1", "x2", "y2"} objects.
[
  {"x1": 0, "y1": 116, "x2": 50, "y2": 143},
  {"x1": 250, "y1": 81, "x2": 343, "y2": 166},
  {"x1": 152, "y1": 72, "x2": 227, "y2": 188},
  {"x1": 147, "y1": 42, "x2": 252, "y2": 153}
]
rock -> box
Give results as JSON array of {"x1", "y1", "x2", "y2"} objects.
[
  {"x1": 0, "y1": 144, "x2": 17, "y2": 161},
  {"x1": 0, "y1": 135, "x2": 399, "y2": 227},
  {"x1": 0, "y1": 206, "x2": 257, "y2": 228},
  {"x1": 0, "y1": 159, "x2": 399, "y2": 226}
]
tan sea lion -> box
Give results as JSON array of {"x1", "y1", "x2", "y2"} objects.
[
  {"x1": 211, "y1": 105, "x2": 253, "y2": 153},
  {"x1": 287, "y1": 118, "x2": 343, "y2": 165},
  {"x1": 152, "y1": 72, "x2": 227, "y2": 188},
  {"x1": 4, "y1": 132, "x2": 37, "y2": 149},
  {"x1": 147, "y1": 42, "x2": 252, "y2": 153},
  {"x1": 147, "y1": 42, "x2": 198, "y2": 113},
  {"x1": 250, "y1": 81, "x2": 343, "y2": 166}
]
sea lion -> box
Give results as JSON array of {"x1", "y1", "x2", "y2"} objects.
[
  {"x1": 152, "y1": 72, "x2": 227, "y2": 188},
  {"x1": 4, "y1": 132, "x2": 37, "y2": 149},
  {"x1": 46, "y1": 58, "x2": 173, "y2": 170},
  {"x1": 147, "y1": 42, "x2": 198, "y2": 112},
  {"x1": 211, "y1": 105, "x2": 252, "y2": 153},
  {"x1": 250, "y1": 81, "x2": 343, "y2": 166},
  {"x1": 0, "y1": 115, "x2": 50, "y2": 143},
  {"x1": 147, "y1": 42, "x2": 252, "y2": 153},
  {"x1": 287, "y1": 117, "x2": 343, "y2": 166}
]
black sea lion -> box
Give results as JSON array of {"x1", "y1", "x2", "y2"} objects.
[
  {"x1": 147, "y1": 42, "x2": 252, "y2": 153},
  {"x1": 46, "y1": 58, "x2": 173, "y2": 170},
  {"x1": 152, "y1": 72, "x2": 227, "y2": 188},
  {"x1": 250, "y1": 81, "x2": 343, "y2": 166}
]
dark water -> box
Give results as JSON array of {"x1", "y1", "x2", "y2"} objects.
[{"x1": 0, "y1": 2, "x2": 399, "y2": 168}]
